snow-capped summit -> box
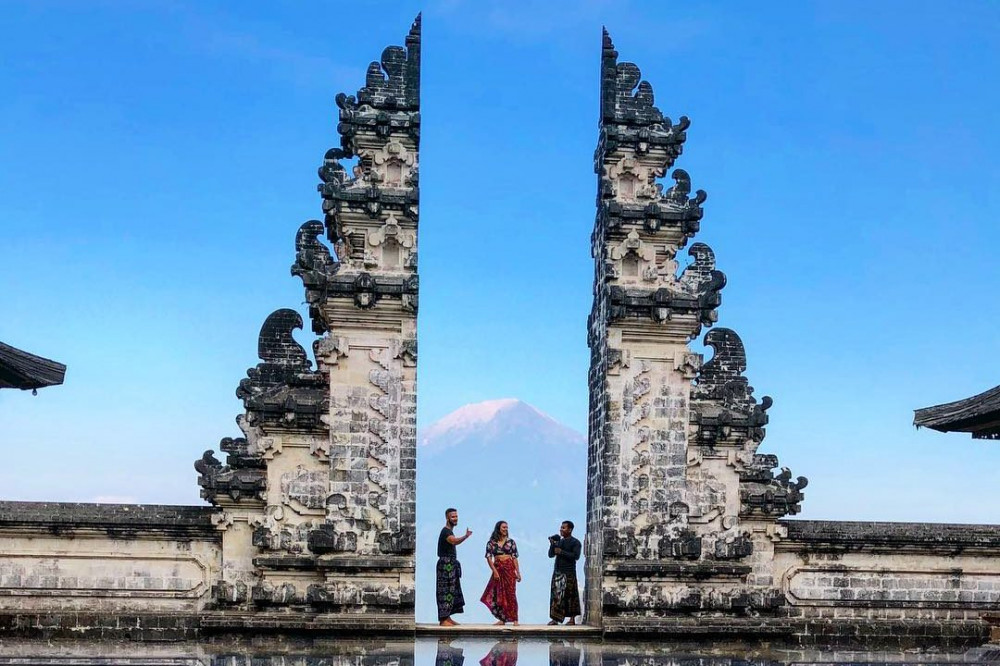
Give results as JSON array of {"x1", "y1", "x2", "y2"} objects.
[
  {"x1": 420, "y1": 398, "x2": 520, "y2": 441},
  {"x1": 419, "y1": 398, "x2": 585, "y2": 454}
]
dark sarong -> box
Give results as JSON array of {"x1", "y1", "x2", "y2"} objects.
[
  {"x1": 436, "y1": 556, "x2": 465, "y2": 620},
  {"x1": 480, "y1": 557, "x2": 518, "y2": 622},
  {"x1": 549, "y1": 569, "x2": 581, "y2": 621},
  {"x1": 435, "y1": 639, "x2": 465, "y2": 666}
]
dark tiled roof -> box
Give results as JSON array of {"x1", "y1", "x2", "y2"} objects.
[
  {"x1": 0, "y1": 341, "x2": 66, "y2": 390},
  {"x1": 913, "y1": 384, "x2": 1000, "y2": 439}
]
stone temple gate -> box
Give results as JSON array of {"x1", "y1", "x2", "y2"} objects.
[{"x1": 2, "y1": 18, "x2": 1000, "y2": 644}]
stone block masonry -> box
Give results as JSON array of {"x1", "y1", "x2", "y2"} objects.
[
  {"x1": 583, "y1": 29, "x2": 1000, "y2": 645},
  {"x1": 0, "y1": 501, "x2": 219, "y2": 639},
  {"x1": 585, "y1": 29, "x2": 803, "y2": 631},
  {"x1": 194, "y1": 14, "x2": 422, "y2": 628}
]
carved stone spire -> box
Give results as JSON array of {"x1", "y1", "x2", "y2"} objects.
[
  {"x1": 307, "y1": 15, "x2": 421, "y2": 334},
  {"x1": 196, "y1": 19, "x2": 419, "y2": 629},
  {"x1": 586, "y1": 30, "x2": 803, "y2": 632}
]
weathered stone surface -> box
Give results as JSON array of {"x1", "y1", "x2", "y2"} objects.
[
  {"x1": 586, "y1": 29, "x2": 763, "y2": 627},
  {"x1": 0, "y1": 501, "x2": 216, "y2": 535},
  {"x1": 0, "y1": 502, "x2": 222, "y2": 628},
  {"x1": 193, "y1": 15, "x2": 420, "y2": 627}
]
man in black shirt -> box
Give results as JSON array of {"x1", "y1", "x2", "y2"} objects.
[
  {"x1": 547, "y1": 520, "x2": 582, "y2": 625},
  {"x1": 437, "y1": 507, "x2": 472, "y2": 626}
]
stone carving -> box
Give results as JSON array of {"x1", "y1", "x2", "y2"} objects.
[
  {"x1": 252, "y1": 519, "x2": 319, "y2": 554},
  {"x1": 212, "y1": 581, "x2": 249, "y2": 606},
  {"x1": 307, "y1": 525, "x2": 356, "y2": 554},
  {"x1": 296, "y1": 271, "x2": 419, "y2": 316},
  {"x1": 320, "y1": 15, "x2": 421, "y2": 251},
  {"x1": 356, "y1": 17, "x2": 420, "y2": 111},
  {"x1": 301, "y1": 15, "x2": 419, "y2": 614},
  {"x1": 189, "y1": 17, "x2": 419, "y2": 627},
  {"x1": 599, "y1": 30, "x2": 689, "y2": 163},
  {"x1": 739, "y1": 455, "x2": 808, "y2": 517},
  {"x1": 600, "y1": 32, "x2": 661, "y2": 127},
  {"x1": 602, "y1": 579, "x2": 785, "y2": 614},
  {"x1": 237, "y1": 309, "x2": 327, "y2": 430},
  {"x1": 587, "y1": 29, "x2": 805, "y2": 630},
  {"x1": 679, "y1": 243, "x2": 725, "y2": 297},
  {"x1": 607, "y1": 281, "x2": 723, "y2": 329},
  {"x1": 291, "y1": 220, "x2": 338, "y2": 285},
  {"x1": 251, "y1": 581, "x2": 303, "y2": 606},
  {"x1": 715, "y1": 533, "x2": 754, "y2": 560},
  {"x1": 692, "y1": 328, "x2": 772, "y2": 445},
  {"x1": 371, "y1": 142, "x2": 416, "y2": 189},
  {"x1": 194, "y1": 449, "x2": 265, "y2": 503},
  {"x1": 280, "y1": 466, "x2": 328, "y2": 513},
  {"x1": 291, "y1": 220, "x2": 339, "y2": 330}
]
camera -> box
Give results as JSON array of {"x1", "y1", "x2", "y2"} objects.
[{"x1": 549, "y1": 534, "x2": 561, "y2": 542}]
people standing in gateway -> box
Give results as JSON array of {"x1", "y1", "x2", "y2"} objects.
[
  {"x1": 547, "y1": 520, "x2": 582, "y2": 625},
  {"x1": 437, "y1": 507, "x2": 472, "y2": 626},
  {"x1": 480, "y1": 520, "x2": 521, "y2": 625}
]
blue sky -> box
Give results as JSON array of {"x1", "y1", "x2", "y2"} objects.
[{"x1": 2, "y1": 1, "x2": 999, "y2": 522}]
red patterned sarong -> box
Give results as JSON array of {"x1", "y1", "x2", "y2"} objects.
[{"x1": 480, "y1": 557, "x2": 518, "y2": 622}]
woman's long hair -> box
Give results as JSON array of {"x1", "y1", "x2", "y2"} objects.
[{"x1": 490, "y1": 520, "x2": 507, "y2": 543}]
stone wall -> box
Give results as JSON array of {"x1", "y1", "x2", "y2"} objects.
[
  {"x1": 0, "y1": 501, "x2": 219, "y2": 638},
  {"x1": 773, "y1": 520, "x2": 1000, "y2": 645}
]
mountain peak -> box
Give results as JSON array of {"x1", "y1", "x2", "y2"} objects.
[
  {"x1": 422, "y1": 398, "x2": 529, "y2": 440},
  {"x1": 419, "y1": 398, "x2": 584, "y2": 453}
]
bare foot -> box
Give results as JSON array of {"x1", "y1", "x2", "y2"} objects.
[
  {"x1": 567, "y1": 619, "x2": 576, "y2": 625},
  {"x1": 547, "y1": 620, "x2": 559, "y2": 625},
  {"x1": 513, "y1": 621, "x2": 519, "y2": 626},
  {"x1": 494, "y1": 620, "x2": 504, "y2": 626},
  {"x1": 440, "y1": 618, "x2": 457, "y2": 627}
]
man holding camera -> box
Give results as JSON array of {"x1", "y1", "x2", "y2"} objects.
[{"x1": 547, "y1": 520, "x2": 582, "y2": 625}]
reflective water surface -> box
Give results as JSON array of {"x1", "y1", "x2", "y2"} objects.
[{"x1": 0, "y1": 637, "x2": 998, "y2": 666}]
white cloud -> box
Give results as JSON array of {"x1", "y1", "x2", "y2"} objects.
[{"x1": 89, "y1": 495, "x2": 138, "y2": 505}]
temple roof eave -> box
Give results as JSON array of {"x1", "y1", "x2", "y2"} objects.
[
  {"x1": 913, "y1": 383, "x2": 1000, "y2": 438},
  {"x1": 0, "y1": 341, "x2": 66, "y2": 390}
]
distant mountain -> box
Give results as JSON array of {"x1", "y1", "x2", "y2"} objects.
[
  {"x1": 420, "y1": 397, "x2": 585, "y2": 454},
  {"x1": 416, "y1": 399, "x2": 587, "y2": 624}
]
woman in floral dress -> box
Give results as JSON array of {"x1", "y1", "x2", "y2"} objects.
[{"x1": 480, "y1": 520, "x2": 520, "y2": 625}]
